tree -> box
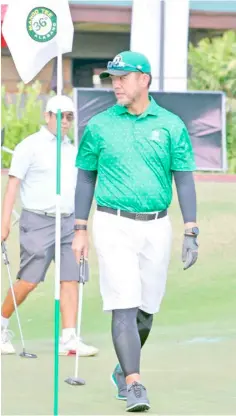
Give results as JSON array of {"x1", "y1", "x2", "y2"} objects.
[{"x1": 188, "y1": 30, "x2": 236, "y2": 172}]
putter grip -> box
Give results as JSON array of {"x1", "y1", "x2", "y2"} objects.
[{"x1": 1, "y1": 242, "x2": 9, "y2": 265}]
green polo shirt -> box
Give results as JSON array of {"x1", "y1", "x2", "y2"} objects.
[{"x1": 75, "y1": 96, "x2": 196, "y2": 212}]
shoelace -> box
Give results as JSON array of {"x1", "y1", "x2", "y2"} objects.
[
  {"x1": 61, "y1": 335, "x2": 83, "y2": 344},
  {"x1": 1, "y1": 328, "x2": 14, "y2": 343},
  {"x1": 128, "y1": 382, "x2": 145, "y2": 398}
]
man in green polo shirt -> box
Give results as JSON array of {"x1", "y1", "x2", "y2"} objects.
[{"x1": 72, "y1": 51, "x2": 199, "y2": 412}]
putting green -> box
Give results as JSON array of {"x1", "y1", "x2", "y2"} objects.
[
  {"x1": 2, "y1": 330, "x2": 236, "y2": 415},
  {"x1": 1, "y1": 177, "x2": 236, "y2": 415}
]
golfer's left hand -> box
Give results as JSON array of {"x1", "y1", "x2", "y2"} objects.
[
  {"x1": 182, "y1": 234, "x2": 199, "y2": 270},
  {"x1": 72, "y1": 230, "x2": 89, "y2": 264}
]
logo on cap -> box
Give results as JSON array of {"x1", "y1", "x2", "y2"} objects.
[{"x1": 113, "y1": 55, "x2": 123, "y2": 65}]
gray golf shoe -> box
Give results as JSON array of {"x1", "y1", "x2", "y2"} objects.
[
  {"x1": 111, "y1": 364, "x2": 127, "y2": 401},
  {"x1": 126, "y1": 381, "x2": 150, "y2": 412}
]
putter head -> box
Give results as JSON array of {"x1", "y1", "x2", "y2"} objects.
[
  {"x1": 64, "y1": 376, "x2": 85, "y2": 386},
  {"x1": 19, "y1": 351, "x2": 37, "y2": 359}
]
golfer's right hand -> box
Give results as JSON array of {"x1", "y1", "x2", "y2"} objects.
[
  {"x1": 72, "y1": 230, "x2": 89, "y2": 264},
  {"x1": 1, "y1": 223, "x2": 10, "y2": 242}
]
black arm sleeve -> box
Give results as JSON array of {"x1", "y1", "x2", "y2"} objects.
[
  {"x1": 173, "y1": 171, "x2": 197, "y2": 223},
  {"x1": 74, "y1": 169, "x2": 97, "y2": 220}
]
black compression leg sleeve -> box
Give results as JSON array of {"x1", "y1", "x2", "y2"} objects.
[
  {"x1": 137, "y1": 309, "x2": 153, "y2": 348},
  {"x1": 112, "y1": 308, "x2": 141, "y2": 377}
]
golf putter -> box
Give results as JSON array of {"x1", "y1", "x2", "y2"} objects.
[
  {"x1": 12, "y1": 210, "x2": 20, "y2": 227},
  {"x1": 1, "y1": 242, "x2": 37, "y2": 358},
  {"x1": 64, "y1": 257, "x2": 87, "y2": 386}
]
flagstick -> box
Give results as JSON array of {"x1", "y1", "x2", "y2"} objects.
[{"x1": 54, "y1": 52, "x2": 63, "y2": 416}]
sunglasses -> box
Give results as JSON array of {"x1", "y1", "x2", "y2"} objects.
[
  {"x1": 49, "y1": 111, "x2": 74, "y2": 122},
  {"x1": 107, "y1": 61, "x2": 144, "y2": 73}
]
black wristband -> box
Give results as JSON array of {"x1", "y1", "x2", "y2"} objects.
[{"x1": 74, "y1": 224, "x2": 87, "y2": 231}]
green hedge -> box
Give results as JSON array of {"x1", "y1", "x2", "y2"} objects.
[
  {"x1": 2, "y1": 81, "x2": 45, "y2": 168},
  {"x1": 1, "y1": 81, "x2": 73, "y2": 168}
]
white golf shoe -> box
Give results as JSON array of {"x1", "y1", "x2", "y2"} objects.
[
  {"x1": 1, "y1": 328, "x2": 16, "y2": 355},
  {"x1": 59, "y1": 334, "x2": 99, "y2": 357}
]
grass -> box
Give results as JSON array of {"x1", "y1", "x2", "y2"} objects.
[{"x1": 1, "y1": 176, "x2": 236, "y2": 415}]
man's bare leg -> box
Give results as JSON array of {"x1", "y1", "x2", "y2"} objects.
[
  {"x1": 60, "y1": 281, "x2": 78, "y2": 333},
  {"x1": 59, "y1": 281, "x2": 98, "y2": 356},
  {"x1": 1, "y1": 280, "x2": 37, "y2": 320},
  {"x1": 1, "y1": 280, "x2": 37, "y2": 353}
]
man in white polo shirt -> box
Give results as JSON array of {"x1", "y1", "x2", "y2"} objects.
[{"x1": 1, "y1": 95, "x2": 98, "y2": 357}]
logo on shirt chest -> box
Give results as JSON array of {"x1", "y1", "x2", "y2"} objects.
[{"x1": 149, "y1": 130, "x2": 161, "y2": 142}]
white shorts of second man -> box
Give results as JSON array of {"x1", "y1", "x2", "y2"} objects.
[{"x1": 92, "y1": 210, "x2": 172, "y2": 314}]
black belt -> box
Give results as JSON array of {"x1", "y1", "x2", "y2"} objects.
[{"x1": 97, "y1": 205, "x2": 167, "y2": 221}]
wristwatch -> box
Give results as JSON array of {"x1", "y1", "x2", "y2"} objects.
[
  {"x1": 185, "y1": 226, "x2": 199, "y2": 236},
  {"x1": 74, "y1": 224, "x2": 87, "y2": 231}
]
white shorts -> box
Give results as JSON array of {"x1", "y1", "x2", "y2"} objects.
[{"x1": 92, "y1": 210, "x2": 172, "y2": 314}]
